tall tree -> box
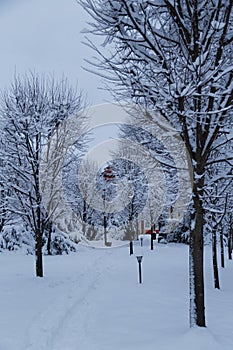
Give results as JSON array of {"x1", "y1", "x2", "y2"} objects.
[
  {"x1": 79, "y1": 0, "x2": 233, "y2": 327},
  {"x1": 0, "y1": 73, "x2": 84, "y2": 277},
  {"x1": 205, "y1": 142, "x2": 232, "y2": 288},
  {"x1": 62, "y1": 157, "x2": 99, "y2": 240}
]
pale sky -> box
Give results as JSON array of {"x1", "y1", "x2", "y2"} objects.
[
  {"x1": 0, "y1": 0, "x2": 123, "y2": 166},
  {"x1": 0, "y1": 0, "x2": 111, "y2": 104}
]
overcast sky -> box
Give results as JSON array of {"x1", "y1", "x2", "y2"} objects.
[{"x1": 0, "y1": 0, "x2": 111, "y2": 104}]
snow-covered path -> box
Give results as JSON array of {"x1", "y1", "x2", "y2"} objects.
[
  {"x1": 25, "y1": 250, "x2": 106, "y2": 350},
  {"x1": 1, "y1": 241, "x2": 233, "y2": 350},
  {"x1": 0, "y1": 247, "x2": 107, "y2": 350}
]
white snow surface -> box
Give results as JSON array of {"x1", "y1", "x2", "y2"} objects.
[{"x1": 0, "y1": 240, "x2": 233, "y2": 350}]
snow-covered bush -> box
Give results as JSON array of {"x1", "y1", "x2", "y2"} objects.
[
  {"x1": 0, "y1": 225, "x2": 34, "y2": 253},
  {"x1": 0, "y1": 224, "x2": 78, "y2": 255},
  {"x1": 43, "y1": 226, "x2": 78, "y2": 255}
]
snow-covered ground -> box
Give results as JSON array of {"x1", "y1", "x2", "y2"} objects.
[{"x1": 0, "y1": 239, "x2": 233, "y2": 350}]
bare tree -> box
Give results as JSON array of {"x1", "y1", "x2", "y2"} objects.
[
  {"x1": 62, "y1": 157, "x2": 99, "y2": 239},
  {"x1": 1, "y1": 73, "x2": 84, "y2": 277},
  {"x1": 79, "y1": 0, "x2": 233, "y2": 327},
  {"x1": 205, "y1": 135, "x2": 233, "y2": 285}
]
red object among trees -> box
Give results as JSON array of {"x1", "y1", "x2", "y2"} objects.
[
  {"x1": 102, "y1": 165, "x2": 115, "y2": 181},
  {"x1": 145, "y1": 229, "x2": 159, "y2": 234},
  {"x1": 145, "y1": 229, "x2": 152, "y2": 235},
  {"x1": 145, "y1": 228, "x2": 157, "y2": 240}
]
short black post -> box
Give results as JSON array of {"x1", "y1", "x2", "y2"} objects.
[
  {"x1": 136, "y1": 256, "x2": 143, "y2": 283},
  {"x1": 130, "y1": 241, "x2": 133, "y2": 255},
  {"x1": 140, "y1": 237, "x2": 143, "y2": 247},
  {"x1": 139, "y1": 261, "x2": 142, "y2": 283},
  {"x1": 151, "y1": 234, "x2": 153, "y2": 250}
]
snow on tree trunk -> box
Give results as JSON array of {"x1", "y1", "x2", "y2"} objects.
[
  {"x1": 190, "y1": 195, "x2": 205, "y2": 327},
  {"x1": 212, "y1": 224, "x2": 220, "y2": 289}
]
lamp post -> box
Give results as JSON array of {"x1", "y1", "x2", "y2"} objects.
[{"x1": 136, "y1": 255, "x2": 143, "y2": 284}]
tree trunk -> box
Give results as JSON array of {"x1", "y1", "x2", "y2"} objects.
[
  {"x1": 228, "y1": 228, "x2": 232, "y2": 260},
  {"x1": 212, "y1": 225, "x2": 220, "y2": 289},
  {"x1": 47, "y1": 222, "x2": 52, "y2": 256},
  {"x1": 129, "y1": 240, "x2": 133, "y2": 255},
  {"x1": 136, "y1": 218, "x2": 139, "y2": 240},
  {"x1": 104, "y1": 214, "x2": 107, "y2": 246},
  {"x1": 220, "y1": 225, "x2": 225, "y2": 268},
  {"x1": 35, "y1": 133, "x2": 44, "y2": 277},
  {"x1": 189, "y1": 195, "x2": 206, "y2": 327},
  {"x1": 82, "y1": 199, "x2": 87, "y2": 236},
  {"x1": 231, "y1": 226, "x2": 233, "y2": 253},
  {"x1": 36, "y1": 231, "x2": 43, "y2": 277}
]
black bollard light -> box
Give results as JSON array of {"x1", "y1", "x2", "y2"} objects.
[{"x1": 136, "y1": 256, "x2": 143, "y2": 283}]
